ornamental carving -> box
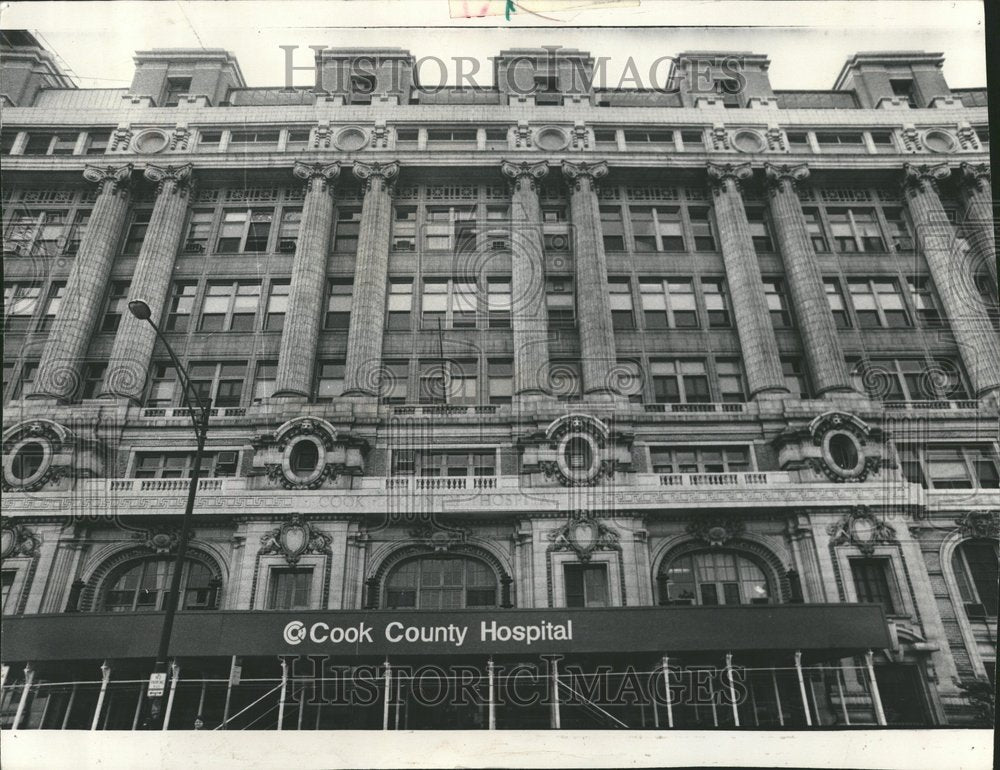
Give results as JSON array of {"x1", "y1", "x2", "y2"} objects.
[
  {"x1": 169, "y1": 126, "x2": 191, "y2": 152},
  {"x1": 548, "y1": 510, "x2": 620, "y2": 562},
  {"x1": 571, "y1": 123, "x2": 589, "y2": 150},
  {"x1": 136, "y1": 524, "x2": 182, "y2": 554},
  {"x1": 707, "y1": 161, "x2": 753, "y2": 190},
  {"x1": 143, "y1": 164, "x2": 194, "y2": 195},
  {"x1": 82, "y1": 164, "x2": 133, "y2": 195},
  {"x1": 686, "y1": 517, "x2": 745, "y2": 547},
  {"x1": 764, "y1": 162, "x2": 810, "y2": 195},
  {"x1": 259, "y1": 514, "x2": 332, "y2": 565},
  {"x1": 109, "y1": 127, "x2": 133, "y2": 152},
  {"x1": 0, "y1": 519, "x2": 40, "y2": 559},
  {"x1": 561, "y1": 160, "x2": 609, "y2": 192},
  {"x1": 773, "y1": 411, "x2": 884, "y2": 484},
  {"x1": 252, "y1": 417, "x2": 367, "y2": 490},
  {"x1": 901, "y1": 162, "x2": 951, "y2": 197},
  {"x1": 408, "y1": 523, "x2": 470, "y2": 553},
  {"x1": 2, "y1": 419, "x2": 75, "y2": 492},
  {"x1": 520, "y1": 413, "x2": 631, "y2": 487},
  {"x1": 514, "y1": 122, "x2": 532, "y2": 149},
  {"x1": 959, "y1": 162, "x2": 990, "y2": 193},
  {"x1": 955, "y1": 511, "x2": 999, "y2": 540},
  {"x1": 827, "y1": 506, "x2": 896, "y2": 555},
  {"x1": 293, "y1": 161, "x2": 340, "y2": 194},
  {"x1": 370, "y1": 122, "x2": 389, "y2": 149},
  {"x1": 352, "y1": 161, "x2": 400, "y2": 194},
  {"x1": 709, "y1": 125, "x2": 730, "y2": 151},
  {"x1": 501, "y1": 160, "x2": 549, "y2": 193}
]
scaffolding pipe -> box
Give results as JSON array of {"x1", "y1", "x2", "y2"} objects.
[
  {"x1": 725, "y1": 653, "x2": 740, "y2": 727},
  {"x1": 222, "y1": 656, "x2": 237, "y2": 730},
  {"x1": 487, "y1": 658, "x2": 496, "y2": 730},
  {"x1": 662, "y1": 655, "x2": 673, "y2": 728},
  {"x1": 835, "y1": 664, "x2": 851, "y2": 725},
  {"x1": 382, "y1": 659, "x2": 391, "y2": 731},
  {"x1": 277, "y1": 658, "x2": 289, "y2": 731},
  {"x1": 161, "y1": 661, "x2": 180, "y2": 731},
  {"x1": 61, "y1": 683, "x2": 78, "y2": 730},
  {"x1": 91, "y1": 661, "x2": 111, "y2": 731},
  {"x1": 865, "y1": 650, "x2": 888, "y2": 726},
  {"x1": 12, "y1": 664, "x2": 34, "y2": 730},
  {"x1": 794, "y1": 652, "x2": 812, "y2": 727},
  {"x1": 550, "y1": 658, "x2": 561, "y2": 729}
]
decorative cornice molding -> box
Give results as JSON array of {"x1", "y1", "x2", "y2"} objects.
[
  {"x1": 561, "y1": 160, "x2": 608, "y2": 191},
  {"x1": 501, "y1": 160, "x2": 549, "y2": 193},
  {"x1": 82, "y1": 163, "x2": 133, "y2": 195},
  {"x1": 352, "y1": 160, "x2": 400, "y2": 194}
]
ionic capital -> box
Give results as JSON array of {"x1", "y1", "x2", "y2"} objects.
[
  {"x1": 501, "y1": 160, "x2": 549, "y2": 193},
  {"x1": 764, "y1": 162, "x2": 810, "y2": 195},
  {"x1": 561, "y1": 160, "x2": 608, "y2": 192},
  {"x1": 707, "y1": 162, "x2": 753, "y2": 191},
  {"x1": 352, "y1": 161, "x2": 400, "y2": 194},
  {"x1": 293, "y1": 161, "x2": 341, "y2": 194},
  {"x1": 82, "y1": 164, "x2": 133, "y2": 196},
  {"x1": 959, "y1": 162, "x2": 991, "y2": 193},
  {"x1": 902, "y1": 162, "x2": 951, "y2": 196},
  {"x1": 143, "y1": 164, "x2": 194, "y2": 196}
]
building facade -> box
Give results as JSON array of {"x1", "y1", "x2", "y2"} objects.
[{"x1": 1, "y1": 31, "x2": 998, "y2": 730}]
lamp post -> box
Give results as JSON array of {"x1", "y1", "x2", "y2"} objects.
[{"x1": 128, "y1": 299, "x2": 211, "y2": 729}]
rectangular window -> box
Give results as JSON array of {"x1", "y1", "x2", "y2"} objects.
[
  {"x1": 802, "y1": 208, "x2": 829, "y2": 252},
  {"x1": 187, "y1": 361, "x2": 247, "y2": 408},
  {"x1": 264, "y1": 280, "x2": 290, "y2": 331},
  {"x1": 487, "y1": 359, "x2": 513, "y2": 405},
  {"x1": 745, "y1": 208, "x2": 773, "y2": 252},
  {"x1": 651, "y1": 360, "x2": 709, "y2": 404},
  {"x1": 277, "y1": 208, "x2": 301, "y2": 253},
  {"x1": 907, "y1": 278, "x2": 942, "y2": 327},
  {"x1": 381, "y1": 361, "x2": 409, "y2": 404},
  {"x1": 197, "y1": 130, "x2": 223, "y2": 150},
  {"x1": 564, "y1": 564, "x2": 610, "y2": 607},
  {"x1": 421, "y1": 279, "x2": 477, "y2": 330},
  {"x1": 1, "y1": 571, "x2": 15, "y2": 612},
  {"x1": 786, "y1": 131, "x2": 811, "y2": 151},
  {"x1": 37, "y1": 282, "x2": 65, "y2": 333},
  {"x1": 716, "y1": 359, "x2": 746, "y2": 403},
  {"x1": 870, "y1": 131, "x2": 896, "y2": 153},
  {"x1": 228, "y1": 130, "x2": 281, "y2": 151},
  {"x1": 268, "y1": 568, "x2": 313, "y2": 610},
  {"x1": 216, "y1": 209, "x2": 273, "y2": 253},
  {"x1": 824, "y1": 278, "x2": 851, "y2": 328},
  {"x1": 848, "y1": 278, "x2": 910, "y2": 328},
  {"x1": 608, "y1": 279, "x2": 634, "y2": 330},
  {"x1": 889, "y1": 79, "x2": 918, "y2": 107},
  {"x1": 286, "y1": 129, "x2": 312, "y2": 151},
  {"x1": 640, "y1": 279, "x2": 698, "y2": 329},
  {"x1": 3, "y1": 283, "x2": 42, "y2": 333},
  {"x1": 165, "y1": 282, "x2": 197, "y2": 332},
  {"x1": 183, "y1": 210, "x2": 213, "y2": 254},
  {"x1": 883, "y1": 208, "x2": 914, "y2": 252},
  {"x1": 543, "y1": 206, "x2": 570, "y2": 251},
  {"x1": 426, "y1": 128, "x2": 478, "y2": 143},
  {"x1": 898, "y1": 444, "x2": 1000, "y2": 490},
  {"x1": 50, "y1": 133, "x2": 78, "y2": 155},
  {"x1": 134, "y1": 451, "x2": 239, "y2": 479},
  {"x1": 631, "y1": 206, "x2": 684, "y2": 252},
  {"x1": 418, "y1": 359, "x2": 477, "y2": 404},
  {"x1": 79, "y1": 363, "x2": 107, "y2": 400},
  {"x1": 315, "y1": 361, "x2": 345, "y2": 402},
  {"x1": 487, "y1": 279, "x2": 512, "y2": 329},
  {"x1": 252, "y1": 361, "x2": 277, "y2": 402},
  {"x1": 689, "y1": 206, "x2": 716, "y2": 251},
  {"x1": 623, "y1": 129, "x2": 674, "y2": 147},
  {"x1": 164, "y1": 77, "x2": 192, "y2": 107},
  {"x1": 701, "y1": 279, "x2": 731, "y2": 327},
  {"x1": 100, "y1": 281, "x2": 130, "y2": 333},
  {"x1": 334, "y1": 208, "x2": 361, "y2": 252},
  {"x1": 22, "y1": 133, "x2": 55, "y2": 155},
  {"x1": 680, "y1": 130, "x2": 705, "y2": 150},
  {"x1": 84, "y1": 131, "x2": 110, "y2": 155},
  {"x1": 392, "y1": 207, "x2": 416, "y2": 252},
  {"x1": 851, "y1": 558, "x2": 897, "y2": 614},
  {"x1": 828, "y1": 208, "x2": 886, "y2": 253},
  {"x1": 546, "y1": 279, "x2": 575, "y2": 329},
  {"x1": 815, "y1": 132, "x2": 866, "y2": 151},
  {"x1": 593, "y1": 129, "x2": 618, "y2": 147},
  {"x1": 387, "y1": 279, "x2": 412, "y2": 330},
  {"x1": 324, "y1": 280, "x2": 352, "y2": 330},
  {"x1": 782, "y1": 358, "x2": 810, "y2": 398},
  {"x1": 857, "y1": 358, "x2": 968, "y2": 401},
  {"x1": 199, "y1": 282, "x2": 261, "y2": 331},
  {"x1": 146, "y1": 364, "x2": 177, "y2": 407},
  {"x1": 650, "y1": 446, "x2": 751, "y2": 474},
  {"x1": 600, "y1": 206, "x2": 626, "y2": 251},
  {"x1": 123, "y1": 210, "x2": 152, "y2": 254},
  {"x1": 763, "y1": 279, "x2": 793, "y2": 328}
]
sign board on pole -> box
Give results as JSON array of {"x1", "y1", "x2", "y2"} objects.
[
  {"x1": 147, "y1": 672, "x2": 167, "y2": 697},
  {"x1": 229, "y1": 664, "x2": 242, "y2": 686}
]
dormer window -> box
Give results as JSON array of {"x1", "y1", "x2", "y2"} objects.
[
  {"x1": 713, "y1": 78, "x2": 741, "y2": 108},
  {"x1": 164, "y1": 77, "x2": 192, "y2": 107},
  {"x1": 889, "y1": 78, "x2": 918, "y2": 107}
]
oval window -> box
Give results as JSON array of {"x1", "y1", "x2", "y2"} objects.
[
  {"x1": 829, "y1": 433, "x2": 859, "y2": 472},
  {"x1": 131, "y1": 129, "x2": 170, "y2": 154},
  {"x1": 11, "y1": 441, "x2": 45, "y2": 481},
  {"x1": 290, "y1": 441, "x2": 320, "y2": 476},
  {"x1": 922, "y1": 130, "x2": 956, "y2": 153},
  {"x1": 534, "y1": 127, "x2": 569, "y2": 152},
  {"x1": 335, "y1": 127, "x2": 368, "y2": 152}
]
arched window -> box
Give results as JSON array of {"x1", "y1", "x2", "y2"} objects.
[
  {"x1": 385, "y1": 556, "x2": 498, "y2": 609},
  {"x1": 952, "y1": 540, "x2": 999, "y2": 618},
  {"x1": 102, "y1": 557, "x2": 218, "y2": 612},
  {"x1": 661, "y1": 551, "x2": 771, "y2": 606}
]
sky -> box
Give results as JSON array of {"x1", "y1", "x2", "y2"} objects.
[{"x1": 0, "y1": 0, "x2": 988, "y2": 91}]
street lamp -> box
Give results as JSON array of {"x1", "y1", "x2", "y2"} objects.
[{"x1": 128, "y1": 299, "x2": 212, "y2": 729}]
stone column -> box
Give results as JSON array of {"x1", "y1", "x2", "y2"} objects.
[
  {"x1": 501, "y1": 160, "x2": 552, "y2": 399},
  {"x1": 101, "y1": 164, "x2": 194, "y2": 402},
  {"x1": 272, "y1": 162, "x2": 340, "y2": 400},
  {"x1": 707, "y1": 162, "x2": 787, "y2": 399},
  {"x1": 30, "y1": 164, "x2": 133, "y2": 401},
  {"x1": 903, "y1": 163, "x2": 1000, "y2": 398},
  {"x1": 764, "y1": 163, "x2": 854, "y2": 396},
  {"x1": 561, "y1": 160, "x2": 618, "y2": 399},
  {"x1": 957, "y1": 162, "x2": 997, "y2": 292},
  {"x1": 342, "y1": 161, "x2": 399, "y2": 398}
]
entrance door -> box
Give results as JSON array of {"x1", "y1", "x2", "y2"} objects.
[{"x1": 874, "y1": 665, "x2": 932, "y2": 726}]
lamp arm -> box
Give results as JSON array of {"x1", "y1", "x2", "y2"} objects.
[{"x1": 144, "y1": 316, "x2": 210, "y2": 438}]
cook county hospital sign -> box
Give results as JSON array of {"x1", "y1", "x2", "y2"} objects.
[{"x1": 285, "y1": 618, "x2": 573, "y2": 649}]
